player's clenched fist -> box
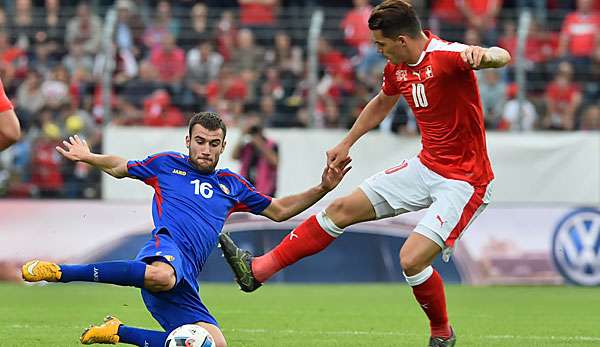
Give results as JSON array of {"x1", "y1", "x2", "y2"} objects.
[
  {"x1": 56, "y1": 134, "x2": 91, "y2": 162},
  {"x1": 461, "y1": 46, "x2": 487, "y2": 69}
]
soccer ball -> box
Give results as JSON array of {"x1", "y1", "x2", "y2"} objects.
[{"x1": 164, "y1": 324, "x2": 216, "y2": 347}]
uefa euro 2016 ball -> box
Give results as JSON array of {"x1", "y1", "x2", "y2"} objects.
[{"x1": 164, "y1": 324, "x2": 216, "y2": 347}]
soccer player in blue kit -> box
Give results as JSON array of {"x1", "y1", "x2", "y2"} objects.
[{"x1": 21, "y1": 112, "x2": 351, "y2": 347}]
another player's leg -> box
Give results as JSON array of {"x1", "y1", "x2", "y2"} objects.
[
  {"x1": 219, "y1": 188, "x2": 376, "y2": 292},
  {"x1": 400, "y1": 233, "x2": 456, "y2": 347}
]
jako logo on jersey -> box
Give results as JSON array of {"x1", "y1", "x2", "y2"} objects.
[
  {"x1": 219, "y1": 184, "x2": 230, "y2": 195},
  {"x1": 552, "y1": 208, "x2": 600, "y2": 286},
  {"x1": 172, "y1": 169, "x2": 187, "y2": 176}
]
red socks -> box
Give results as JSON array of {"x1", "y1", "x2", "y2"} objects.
[
  {"x1": 252, "y1": 215, "x2": 335, "y2": 283},
  {"x1": 411, "y1": 269, "x2": 451, "y2": 338}
]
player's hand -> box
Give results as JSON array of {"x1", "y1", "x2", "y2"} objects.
[
  {"x1": 461, "y1": 46, "x2": 487, "y2": 69},
  {"x1": 56, "y1": 135, "x2": 91, "y2": 162},
  {"x1": 326, "y1": 142, "x2": 351, "y2": 170},
  {"x1": 320, "y1": 157, "x2": 352, "y2": 192}
]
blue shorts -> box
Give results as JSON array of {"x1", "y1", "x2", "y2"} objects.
[{"x1": 136, "y1": 229, "x2": 217, "y2": 332}]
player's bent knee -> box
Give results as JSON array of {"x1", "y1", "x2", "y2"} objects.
[
  {"x1": 399, "y1": 248, "x2": 428, "y2": 276},
  {"x1": 144, "y1": 264, "x2": 176, "y2": 292},
  {"x1": 325, "y1": 198, "x2": 353, "y2": 228}
]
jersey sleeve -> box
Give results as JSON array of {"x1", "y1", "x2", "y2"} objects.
[
  {"x1": 229, "y1": 173, "x2": 272, "y2": 214},
  {"x1": 126, "y1": 152, "x2": 174, "y2": 180},
  {"x1": 381, "y1": 62, "x2": 401, "y2": 96}
]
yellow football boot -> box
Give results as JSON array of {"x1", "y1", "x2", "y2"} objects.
[
  {"x1": 80, "y1": 316, "x2": 122, "y2": 344},
  {"x1": 21, "y1": 260, "x2": 62, "y2": 282}
]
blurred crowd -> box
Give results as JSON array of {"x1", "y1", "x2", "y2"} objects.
[{"x1": 0, "y1": 0, "x2": 598, "y2": 199}]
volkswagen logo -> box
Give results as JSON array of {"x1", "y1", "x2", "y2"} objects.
[{"x1": 552, "y1": 208, "x2": 600, "y2": 286}]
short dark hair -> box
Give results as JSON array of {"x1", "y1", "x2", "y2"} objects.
[
  {"x1": 188, "y1": 112, "x2": 227, "y2": 139},
  {"x1": 368, "y1": 0, "x2": 422, "y2": 39}
]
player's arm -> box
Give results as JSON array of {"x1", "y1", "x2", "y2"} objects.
[
  {"x1": 326, "y1": 91, "x2": 400, "y2": 169},
  {"x1": 0, "y1": 109, "x2": 21, "y2": 151},
  {"x1": 461, "y1": 46, "x2": 511, "y2": 70},
  {"x1": 261, "y1": 158, "x2": 352, "y2": 222},
  {"x1": 56, "y1": 135, "x2": 131, "y2": 179}
]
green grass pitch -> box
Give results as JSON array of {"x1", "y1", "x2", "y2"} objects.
[{"x1": 1, "y1": 282, "x2": 598, "y2": 346}]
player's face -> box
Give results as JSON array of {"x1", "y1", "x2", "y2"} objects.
[
  {"x1": 186, "y1": 124, "x2": 226, "y2": 173},
  {"x1": 372, "y1": 30, "x2": 409, "y2": 65}
]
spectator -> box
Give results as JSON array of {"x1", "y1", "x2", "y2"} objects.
[
  {"x1": 231, "y1": 28, "x2": 265, "y2": 72},
  {"x1": 10, "y1": 0, "x2": 36, "y2": 51},
  {"x1": 232, "y1": 115, "x2": 279, "y2": 196},
  {"x1": 458, "y1": 0, "x2": 502, "y2": 45},
  {"x1": 115, "y1": 61, "x2": 162, "y2": 125},
  {"x1": 30, "y1": 108, "x2": 64, "y2": 198},
  {"x1": 0, "y1": 31, "x2": 27, "y2": 86},
  {"x1": 62, "y1": 40, "x2": 94, "y2": 76},
  {"x1": 341, "y1": 0, "x2": 373, "y2": 56},
  {"x1": 179, "y1": 3, "x2": 211, "y2": 50},
  {"x1": 142, "y1": 89, "x2": 185, "y2": 127},
  {"x1": 184, "y1": 40, "x2": 223, "y2": 108},
  {"x1": 265, "y1": 31, "x2": 303, "y2": 76},
  {"x1": 477, "y1": 69, "x2": 506, "y2": 129},
  {"x1": 239, "y1": 0, "x2": 279, "y2": 44},
  {"x1": 114, "y1": 0, "x2": 144, "y2": 54},
  {"x1": 39, "y1": 0, "x2": 65, "y2": 47},
  {"x1": 15, "y1": 69, "x2": 45, "y2": 130},
  {"x1": 65, "y1": 2, "x2": 102, "y2": 55},
  {"x1": 500, "y1": 84, "x2": 538, "y2": 131},
  {"x1": 214, "y1": 10, "x2": 237, "y2": 62},
  {"x1": 579, "y1": 104, "x2": 600, "y2": 130},
  {"x1": 558, "y1": 0, "x2": 600, "y2": 74},
  {"x1": 544, "y1": 62, "x2": 582, "y2": 130},
  {"x1": 149, "y1": 33, "x2": 186, "y2": 87},
  {"x1": 429, "y1": 0, "x2": 465, "y2": 43},
  {"x1": 205, "y1": 64, "x2": 249, "y2": 124},
  {"x1": 142, "y1": 0, "x2": 180, "y2": 51}
]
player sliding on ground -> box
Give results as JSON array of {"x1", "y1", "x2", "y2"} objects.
[
  {"x1": 219, "y1": 1, "x2": 510, "y2": 346},
  {"x1": 21, "y1": 112, "x2": 351, "y2": 347}
]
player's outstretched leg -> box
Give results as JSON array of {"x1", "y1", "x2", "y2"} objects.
[
  {"x1": 22, "y1": 259, "x2": 146, "y2": 288},
  {"x1": 219, "y1": 212, "x2": 340, "y2": 292},
  {"x1": 80, "y1": 316, "x2": 169, "y2": 346}
]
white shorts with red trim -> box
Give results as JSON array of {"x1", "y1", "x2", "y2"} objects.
[{"x1": 359, "y1": 157, "x2": 492, "y2": 253}]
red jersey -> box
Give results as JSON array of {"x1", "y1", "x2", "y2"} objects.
[
  {"x1": 381, "y1": 31, "x2": 494, "y2": 186},
  {"x1": 560, "y1": 12, "x2": 600, "y2": 57}
]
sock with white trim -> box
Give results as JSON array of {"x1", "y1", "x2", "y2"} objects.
[{"x1": 405, "y1": 266, "x2": 451, "y2": 338}]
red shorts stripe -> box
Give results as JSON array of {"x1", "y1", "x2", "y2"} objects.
[{"x1": 445, "y1": 185, "x2": 487, "y2": 247}]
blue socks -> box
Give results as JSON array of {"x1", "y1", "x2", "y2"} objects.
[
  {"x1": 118, "y1": 325, "x2": 168, "y2": 347},
  {"x1": 59, "y1": 260, "x2": 146, "y2": 288}
]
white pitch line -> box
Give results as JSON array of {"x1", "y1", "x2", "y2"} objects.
[{"x1": 225, "y1": 328, "x2": 600, "y2": 342}]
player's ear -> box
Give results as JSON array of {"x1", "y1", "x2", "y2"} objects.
[
  {"x1": 185, "y1": 135, "x2": 190, "y2": 148},
  {"x1": 220, "y1": 140, "x2": 226, "y2": 153}
]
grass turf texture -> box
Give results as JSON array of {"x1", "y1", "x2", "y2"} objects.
[{"x1": 0, "y1": 283, "x2": 598, "y2": 346}]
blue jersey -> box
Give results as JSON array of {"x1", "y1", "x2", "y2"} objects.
[{"x1": 127, "y1": 151, "x2": 272, "y2": 276}]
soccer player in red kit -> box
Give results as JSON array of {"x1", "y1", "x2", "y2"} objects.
[
  {"x1": 0, "y1": 79, "x2": 20, "y2": 151},
  {"x1": 220, "y1": 1, "x2": 510, "y2": 346}
]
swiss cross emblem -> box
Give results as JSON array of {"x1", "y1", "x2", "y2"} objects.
[
  {"x1": 425, "y1": 65, "x2": 433, "y2": 79},
  {"x1": 396, "y1": 70, "x2": 407, "y2": 81}
]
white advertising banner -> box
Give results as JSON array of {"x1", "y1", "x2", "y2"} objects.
[
  {"x1": 102, "y1": 126, "x2": 600, "y2": 204},
  {"x1": 1, "y1": 200, "x2": 599, "y2": 286}
]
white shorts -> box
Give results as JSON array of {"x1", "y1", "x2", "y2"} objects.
[{"x1": 359, "y1": 157, "x2": 492, "y2": 251}]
